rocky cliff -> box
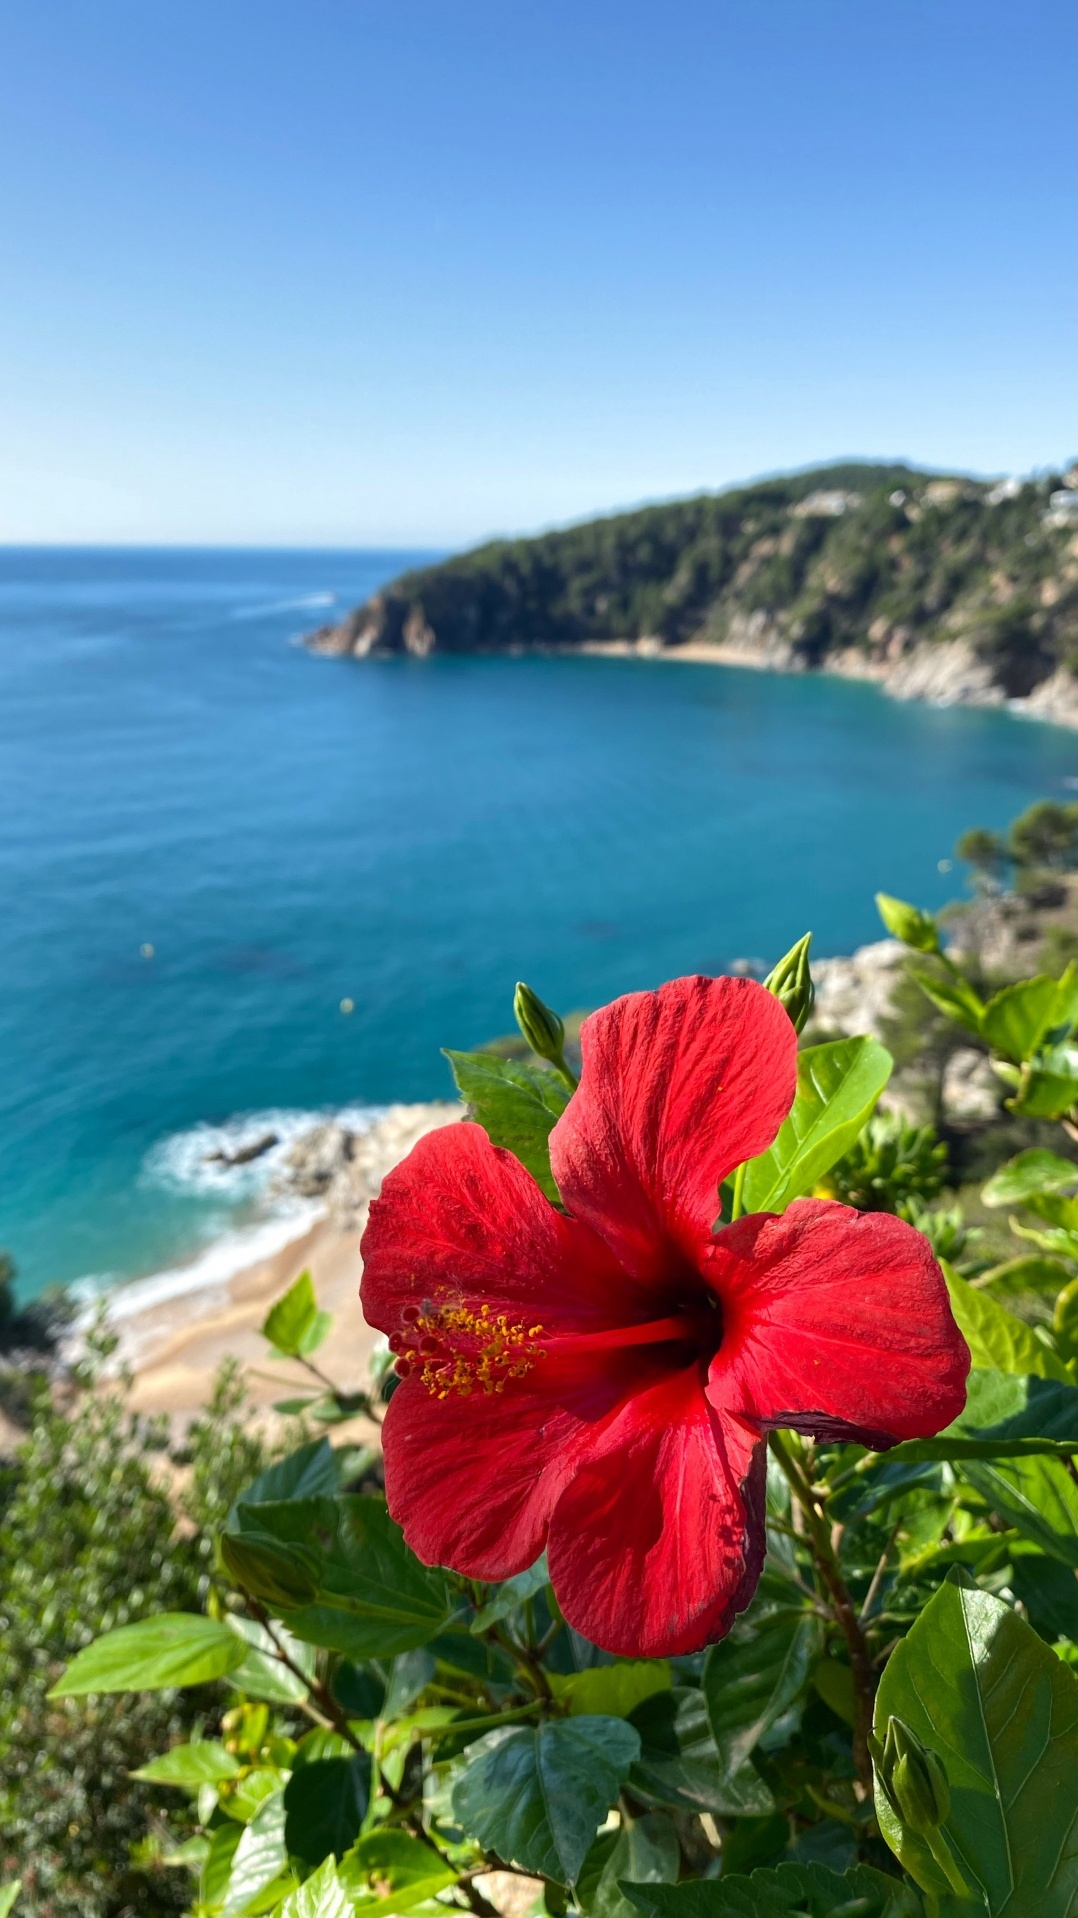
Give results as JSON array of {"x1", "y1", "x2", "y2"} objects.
[{"x1": 307, "y1": 459, "x2": 1078, "y2": 723}]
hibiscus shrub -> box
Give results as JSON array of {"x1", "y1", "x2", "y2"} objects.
[{"x1": 44, "y1": 927, "x2": 1078, "y2": 1918}]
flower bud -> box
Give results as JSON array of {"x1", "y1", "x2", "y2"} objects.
[
  {"x1": 514, "y1": 981, "x2": 566, "y2": 1067},
  {"x1": 875, "y1": 893, "x2": 941, "y2": 954},
  {"x1": 763, "y1": 933, "x2": 815, "y2": 1034},
  {"x1": 871, "y1": 1716, "x2": 951, "y2": 1835}
]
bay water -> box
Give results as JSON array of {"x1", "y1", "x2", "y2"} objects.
[{"x1": 3, "y1": 546, "x2": 1077, "y2": 1300}]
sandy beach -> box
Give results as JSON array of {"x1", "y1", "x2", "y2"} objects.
[{"x1": 103, "y1": 1101, "x2": 464, "y2": 1430}]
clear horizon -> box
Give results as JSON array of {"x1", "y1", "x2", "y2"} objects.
[{"x1": 2, "y1": 1, "x2": 1076, "y2": 546}]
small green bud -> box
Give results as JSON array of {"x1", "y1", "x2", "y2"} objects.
[
  {"x1": 514, "y1": 981, "x2": 566, "y2": 1067},
  {"x1": 763, "y1": 932, "x2": 815, "y2": 1033},
  {"x1": 875, "y1": 892, "x2": 941, "y2": 954},
  {"x1": 874, "y1": 1716, "x2": 950, "y2": 1835}
]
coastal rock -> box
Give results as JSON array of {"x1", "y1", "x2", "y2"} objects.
[
  {"x1": 941, "y1": 1047, "x2": 1000, "y2": 1123},
  {"x1": 276, "y1": 1101, "x2": 462, "y2": 1228},
  {"x1": 809, "y1": 940, "x2": 905, "y2": 1040},
  {"x1": 881, "y1": 638, "x2": 1005, "y2": 708}
]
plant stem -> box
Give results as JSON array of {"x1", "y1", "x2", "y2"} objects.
[{"x1": 767, "y1": 1432, "x2": 877, "y2": 1793}]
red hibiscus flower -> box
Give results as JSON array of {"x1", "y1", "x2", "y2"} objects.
[{"x1": 360, "y1": 976, "x2": 969, "y2": 1658}]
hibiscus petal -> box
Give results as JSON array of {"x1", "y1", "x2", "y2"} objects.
[
  {"x1": 545, "y1": 1365, "x2": 766, "y2": 1658},
  {"x1": 550, "y1": 975, "x2": 797, "y2": 1278},
  {"x1": 709, "y1": 1199, "x2": 970, "y2": 1445},
  {"x1": 360, "y1": 1120, "x2": 650, "y2": 1337},
  {"x1": 378, "y1": 1362, "x2": 628, "y2": 1579}
]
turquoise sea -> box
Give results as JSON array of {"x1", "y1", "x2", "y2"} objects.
[{"x1": 3, "y1": 546, "x2": 1078, "y2": 1301}]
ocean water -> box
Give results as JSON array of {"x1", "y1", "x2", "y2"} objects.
[{"x1": 3, "y1": 546, "x2": 1078, "y2": 1301}]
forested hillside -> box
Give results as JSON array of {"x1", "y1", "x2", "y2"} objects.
[{"x1": 309, "y1": 460, "x2": 1078, "y2": 704}]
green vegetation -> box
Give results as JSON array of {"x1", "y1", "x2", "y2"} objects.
[
  {"x1": 316, "y1": 460, "x2": 1078, "y2": 697},
  {"x1": 14, "y1": 804, "x2": 1078, "y2": 1911}
]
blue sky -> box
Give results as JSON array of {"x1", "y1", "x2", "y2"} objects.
[{"x1": 1, "y1": 0, "x2": 1076, "y2": 545}]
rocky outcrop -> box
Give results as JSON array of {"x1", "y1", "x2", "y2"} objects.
[{"x1": 274, "y1": 1101, "x2": 462, "y2": 1228}]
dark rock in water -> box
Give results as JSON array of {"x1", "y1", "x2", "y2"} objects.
[{"x1": 206, "y1": 1131, "x2": 279, "y2": 1168}]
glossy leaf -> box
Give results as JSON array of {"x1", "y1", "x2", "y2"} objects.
[
  {"x1": 1007, "y1": 1057, "x2": 1078, "y2": 1121},
  {"x1": 980, "y1": 976, "x2": 1061, "y2": 1061},
  {"x1": 622, "y1": 1861, "x2": 923, "y2": 1916},
  {"x1": 220, "y1": 1530, "x2": 321, "y2": 1608},
  {"x1": 958, "y1": 1454, "x2": 1078, "y2": 1566},
  {"x1": 222, "y1": 1791, "x2": 291, "y2": 1915},
  {"x1": 339, "y1": 1829, "x2": 458, "y2": 1914},
  {"x1": 452, "y1": 1715, "x2": 640, "y2": 1884},
  {"x1": 284, "y1": 1753, "x2": 371, "y2": 1865},
  {"x1": 470, "y1": 1555, "x2": 551, "y2": 1631},
  {"x1": 593, "y1": 1812, "x2": 679, "y2": 1918},
  {"x1": 741, "y1": 1035, "x2": 892, "y2": 1214},
  {"x1": 49, "y1": 1612, "x2": 245, "y2": 1697},
  {"x1": 627, "y1": 1688, "x2": 774, "y2": 1817},
  {"x1": 874, "y1": 1573, "x2": 1078, "y2": 1912},
  {"x1": 703, "y1": 1602, "x2": 821, "y2": 1773},
  {"x1": 909, "y1": 968, "x2": 985, "y2": 1037},
  {"x1": 230, "y1": 1494, "x2": 455, "y2": 1657},
  {"x1": 262, "y1": 1270, "x2": 329, "y2": 1358},
  {"x1": 278, "y1": 1859, "x2": 350, "y2": 1918},
  {"x1": 551, "y1": 1661, "x2": 671, "y2": 1720},
  {"x1": 231, "y1": 1438, "x2": 340, "y2": 1517},
  {"x1": 443, "y1": 1049, "x2": 569, "y2": 1202},
  {"x1": 982, "y1": 1148, "x2": 1078, "y2": 1207},
  {"x1": 133, "y1": 1739, "x2": 241, "y2": 1786},
  {"x1": 941, "y1": 1261, "x2": 1072, "y2": 1382},
  {"x1": 889, "y1": 1368, "x2": 1078, "y2": 1461},
  {"x1": 202, "y1": 1821, "x2": 243, "y2": 1906},
  {"x1": 225, "y1": 1613, "x2": 318, "y2": 1705}
]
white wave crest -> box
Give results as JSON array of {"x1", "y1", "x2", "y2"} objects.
[
  {"x1": 142, "y1": 1103, "x2": 385, "y2": 1199},
  {"x1": 231, "y1": 592, "x2": 335, "y2": 621},
  {"x1": 72, "y1": 1198, "x2": 324, "y2": 1327}
]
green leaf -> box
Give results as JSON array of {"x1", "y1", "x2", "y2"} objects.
[
  {"x1": 909, "y1": 967, "x2": 986, "y2": 1036},
  {"x1": 220, "y1": 1530, "x2": 321, "y2": 1608},
  {"x1": 971, "y1": 1255, "x2": 1073, "y2": 1299},
  {"x1": 703, "y1": 1601, "x2": 822, "y2": 1773},
  {"x1": 941, "y1": 1261, "x2": 1073, "y2": 1382},
  {"x1": 225, "y1": 1614, "x2": 318, "y2": 1704},
  {"x1": 550, "y1": 1661, "x2": 671, "y2": 1720},
  {"x1": 133, "y1": 1739, "x2": 241, "y2": 1786},
  {"x1": 741, "y1": 1036, "x2": 893, "y2": 1214},
  {"x1": 622, "y1": 1861, "x2": 923, "y2": 1917},
  {"x1": 222, "y1": 1790, "x2": 291, "y2": 1915},
  {"x1": 874, "y1": 1572, "x2": 1078, "y2": 1912},
  {"x1": 627, "y1": 1688, "x2": 773, "y2": 1816},
  {"x1": 470, "y1": 1555, "x2": 551, "y2": 1631},
  {"x1": 339, "y1": 1829, "x2": 458, "y2": 1914},
  {"x1": 452, "y1": 1715, "x2": 640, "y2": 1885},
  {"x1": 443, "y1": 1049, "x2": 570, "y2": 1203},
  {"x1": 958, "y1": 1454, "x2": 1078, "y2": 1566},
  {"x1": 0, "y1": 1886, "x2": 22, "y2": 1918},
  {"x1": 232, "y1": 1438, "x2": 340, "y2": 1517},
  {"x1": 1056, "y1": 1277, "x2": 1078, "y2": 1362},
  {"x1": 262, "y1": 1270, "x2": 324, "y2": 1357},
  {"x1": 230, "y1": 1494, "x2": 455, "y2": 1657},
  {"x1": 888, "y1": 1368, "x2": 1078, "y2": 1461},
  {"x1": 284, "y1": 1753, "x2": 371, "y2": 1865},
  {"x1": 592, "y1": 1813, "x2": 678, "y2": 1918},
  {"x1": 981, "y1": 976, "x2": 1062, "y2": 1061},
  {"x1": 982, "y1": 1148, "x2": 1078, "y2": 1207},
  {"x1": 1006, "y1": 1057, "x2": 1078, "y2": 1121},
  {"x1": 202, "y1": 1821, "x2": 243, "y2": 1906},
  {"x1": 1009, "y1": 1548, "x2": 1078, "y2": 1641},
  {"x1": 49, "y1": 1612, "x2": 245, "y2": 1697},
  {"x1": 278, "y1": 1859, "x2": 351, "y2": 1918}
]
